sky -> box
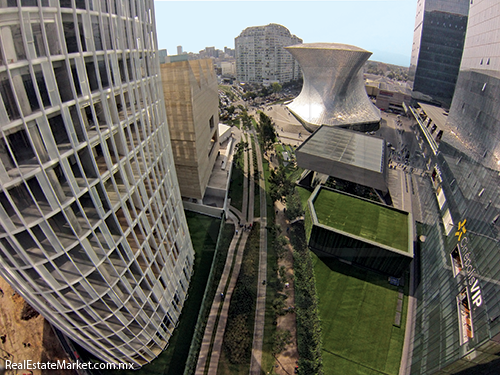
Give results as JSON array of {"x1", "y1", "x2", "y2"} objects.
[{"x1": 153, "y1": 0, "x2": 417, "y2": 67}]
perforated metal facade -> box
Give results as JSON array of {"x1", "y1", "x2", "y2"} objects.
[
  {"x1": 0, "y1": 0, "x2": 194, "y2": 368},
  {"x1": 285, "y1": 43, "x2": 380, "y2": 130}
]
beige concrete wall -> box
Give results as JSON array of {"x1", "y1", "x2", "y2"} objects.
[{"x1": 161, "y1": 59, "x2": 219, "y2": 199}]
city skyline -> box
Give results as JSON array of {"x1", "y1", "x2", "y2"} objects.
[{"x1": 154, "y1": 0, "x2": 416, "y2": 67}]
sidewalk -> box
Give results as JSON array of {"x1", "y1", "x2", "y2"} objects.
[
  {"x1": 195, "y1": 131, "x2": 255, "y2": 375},
  {"x1": 249, "y1": 131, "x2": 268, "y2": 375}
]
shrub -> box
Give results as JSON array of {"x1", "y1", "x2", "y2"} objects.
[
  {"x1": 272, "y1": 329, "x2": 292, "y2": 355},
  {"x1": 223, "y1": 315, "x2": 252, "y2": 364},
  {"x1": 291, "y1": 223, "x2": 323, "y2": 375}
]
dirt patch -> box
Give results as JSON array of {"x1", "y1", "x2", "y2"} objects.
[
  {"x1": 0, "y1": 276, "x2": 75, "y2": 375},
  {"x1": 273, "y1": 201, "x2": 299, "y2": 375},
  {"x1": 20, "y1": 302, "x2": 40, "y2": 321}
]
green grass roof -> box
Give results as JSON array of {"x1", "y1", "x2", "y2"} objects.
[
  {"x1": 313, "y1": 189, "x2": 409, "y2": 252},
  {"x1": 314, "y1": 255, "x2": 407, "y2": 375}
]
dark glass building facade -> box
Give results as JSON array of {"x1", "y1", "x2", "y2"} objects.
[
  {"x1": 410, "y1": 0, "x2": 469, "y2": 108},
  {"x1": 408, "y1": 2, "x2": 500, "y2": 373}
]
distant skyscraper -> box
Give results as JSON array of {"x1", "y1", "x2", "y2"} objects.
[
  {"x1": 160, "y1": 59, "x2": 219, "y2": 200},
  {"x1": 224, "y1": 46, "x2": 235, "y2": 58},
  {"x1": 177, "y1": 45, "x2": 183, "y2": 55},
  {"x1": 410, "y1": 0, "x2": 469, "y2": 108},
  {"x1": 235, "y1": 23, "x2": 302, "y2": 84},
  {"x1": 0, "y1": 0, "x2": 194, "y2": 368},
  {"x1": 159, "y1": 49, "x2": 168, "y2": 64},
  {"x1": 204, "y1": 46, "x2": 216, "y2": 58}
]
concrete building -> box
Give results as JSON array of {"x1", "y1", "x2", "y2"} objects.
[
  {"x1": 235, "y1": 23, "x2": 302, "y2": 84},
  {"x1": 159, "y1": 49, "x2": 168, "y2": 64},
  {"x1": 0, "y1": 0, "x2": 194, "y2": 368},
  {"x1": 224, "y1": 46, "x2": 235, "y2": 58},
  {"x1": 286, "y1": 43, "x2": 381, "y2": 131},
  {"x1": 410, "y1": 0, "x2": 469, "y2": 108},
  {"x1": 160, "y1": 59, "x2": 219, "y2": 200},
  {"x1": 408, "y1": 1, "x2": 500, "y2": 373},
  {"x1": 365, "y1": 76, "x2": 412, "y2": 113},
  {"x1": 177, "y1": 45, "x2": 183, "y2": 55},
  {"x1": 221, "y1": 61, "x2": 236, "y2": 78}
]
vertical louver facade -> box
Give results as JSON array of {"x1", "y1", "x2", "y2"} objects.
[{"x1": 0, "y1": 0, "x2": 194, "y2": 368}]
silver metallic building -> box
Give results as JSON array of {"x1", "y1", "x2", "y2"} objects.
[
  {"x1": 285, "y1": 43, "x2": 380, "y2": 131},
  {"x1": 0, "y1": 0, "x2": 194, "y2": 368}
]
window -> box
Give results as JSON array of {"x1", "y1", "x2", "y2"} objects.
[
  {"x1": 0, "y1": 78, "x2": 20, "y2": 120},
  {"x1": 450, "y1": 246, "x2": 463, "y2": 277},
  {"x1": 11, "y1": 25, "x2": 26, "y2": 61},
  {"x1": 31, "y1": 24, "x2": 47, "y2": 57},
  {"x1": 457, "y1": 288, "x2": 472, "y2": 345},
  {"x1": 442, "y1": 209, "x2": 454, "y2": 236}
]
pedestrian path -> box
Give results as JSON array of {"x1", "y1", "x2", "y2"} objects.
[
  {"x1": 249, "y1": 131, "x2": 268, "y2": 375},
  {"x1": 194, "y1": 127, "x2": 271, "y2": 375},
  {"x1": 195, "y1": 131, "x2": 255, "y2": 375}
]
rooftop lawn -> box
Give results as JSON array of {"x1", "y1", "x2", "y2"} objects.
[
  {"x1": 314, "y1": 255, "x2": 407, "y2": 375},
  {"x1": 313, "y1": 188, "x2": 409, "y2": 252}
]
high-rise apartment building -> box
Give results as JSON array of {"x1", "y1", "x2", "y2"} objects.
[
  {"x1": 160, "y1": 59, "x2": 219, "y2": 200},
  {"x1": 408, "y1": 1, "x2": 500, "y2": 373},
  {"x1": 0, "y1": 0, "x2": 194, "y2": 368},
  {"x1": 410, "y1": 0, "x2": 469, "y2": 108},
  {"x1": 235, "y1": 23, "x2": 302, "y2": 84},
  {"x1": 177, "y1": 45, "x2": 183, "y2": 55}
]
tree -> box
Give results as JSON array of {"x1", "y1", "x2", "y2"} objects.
[
  {"x1": 256, "y1": 111, "x2": 277, "y2": 151},
  {"x1": 272, "y1": 82, "x2": 282, "y2": 94},
  {"x1": 285, "y1": 190, "x2": 304, "y2": 221},
  {"x1": 243, "y1": 91, "x2": 257, "y2": 100},
  {"x1": 275, "y1": 234, "x2": 288, "y2": 259},
  {"x1": 240, "y1": 109, "x2": 252, "y2": 130},
  {"x1": 272, "y1": 330, "x2": 292, "y2": 355},
  {"x1": 259, "y1": 85, "x2": 272, "y2": 97},
  {"x1": 269, "y1": 166, "x2": 294, "y2": 202}
]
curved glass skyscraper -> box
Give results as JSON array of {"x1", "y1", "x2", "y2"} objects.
[{"x1": 0, "y1": 0, "x2": 194, "y2": 368}]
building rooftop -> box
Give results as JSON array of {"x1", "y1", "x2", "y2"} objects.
[
  {"x1": 286, "y1": 42, "x2": 368, "y2": 52},
  {"x1": 418, "y1": 102, "x2": 449, "y2": 130},
  {"x1": 297, "y1": 126, "x2": 384, "y2": 173},
  {"x1": 313, "y1": 188, "x2": 410, "y2": 253}
]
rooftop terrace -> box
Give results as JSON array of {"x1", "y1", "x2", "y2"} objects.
[{"x1": 313, "y1": 188, "x2": 409, "y2": 253}]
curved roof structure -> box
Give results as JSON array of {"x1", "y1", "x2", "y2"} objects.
[{"x1": 286, "y1": 43, "x2": 381, "y2": 130}]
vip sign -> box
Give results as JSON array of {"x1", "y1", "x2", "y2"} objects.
[{"x1": 456, "y1": 219, "x2": 483, "y2": 307}]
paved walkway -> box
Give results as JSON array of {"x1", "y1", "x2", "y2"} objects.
[
  {"x1": 195, "y1": 130, "x2": 255, "y2": 375},
  {"x1": 249, "y1": 130, "x2": 268, "y2": 375},
  {"x1": 194, "y1": 126, "x2": 271, "y2": 375}
]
